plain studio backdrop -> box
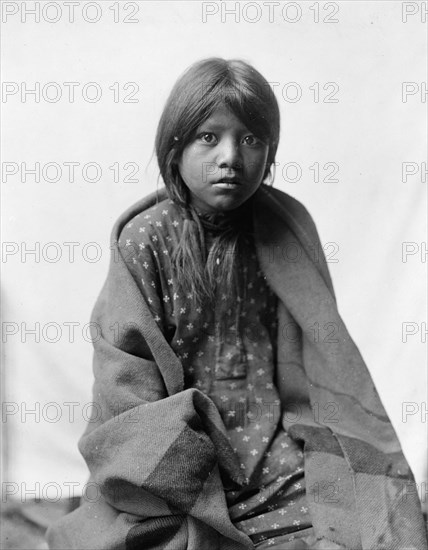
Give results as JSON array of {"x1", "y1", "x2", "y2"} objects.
[{"x1": 1, "y1": 1, "x2": 427, "y2": 503}]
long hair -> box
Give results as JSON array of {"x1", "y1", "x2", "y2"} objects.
[{"x1": 155, "y1": 57, "x2": 280, "y2": 305}]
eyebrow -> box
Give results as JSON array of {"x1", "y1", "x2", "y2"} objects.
[{"x1": 197, "y1": 121, "x2": 250, "y2": 133}]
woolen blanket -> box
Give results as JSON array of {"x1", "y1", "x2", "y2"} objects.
[{"x1": 46, "y1": 185, "x2": 427, "y2": 550}]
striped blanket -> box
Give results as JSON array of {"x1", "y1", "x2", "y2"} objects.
[{"x1": 47, "y1": 185, "x2": 427, "y2": 549}]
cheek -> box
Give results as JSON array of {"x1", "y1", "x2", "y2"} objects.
[
  {"x1": 246, "y1": 150, "x2": 269, "y2": 178},
  {"x1": 178, "y1": 149, "x2": 202, "y2": 183}
]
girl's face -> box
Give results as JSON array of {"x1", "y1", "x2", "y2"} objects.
[{"x1": 178, "y1": 106, "x2": 269, "y2": 214}]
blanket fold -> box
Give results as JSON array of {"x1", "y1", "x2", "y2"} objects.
[{"x1": 47, "y1": 185, "x2": 427, "y2": 550}]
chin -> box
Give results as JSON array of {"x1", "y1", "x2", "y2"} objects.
[{"x1": 212, "y1": 198, "x2": 246, "y2": 212}]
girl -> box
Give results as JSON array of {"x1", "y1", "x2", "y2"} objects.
[{"x1": 47, "y1": 59, "x2": 427, "y2": 550}]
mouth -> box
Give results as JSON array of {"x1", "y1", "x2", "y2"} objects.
[{"x1": 213, "y1": 178, "x2": 241, "y2": 189}]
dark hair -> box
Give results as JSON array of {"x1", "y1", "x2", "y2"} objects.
[{"x1": 155, "y1": 57, "x2": 280, "y2": 304}]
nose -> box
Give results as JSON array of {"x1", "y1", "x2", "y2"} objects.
[{"x1": 216, "y1": 137, "x2": 242, "y2": 170}]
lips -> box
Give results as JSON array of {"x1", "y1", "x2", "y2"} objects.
[
  {"x1": 213, "y1": 177, "x2": 241, "y2": 188},
  {"x1": 213, "y1": 181, "x2": 241, "y2": 190}
]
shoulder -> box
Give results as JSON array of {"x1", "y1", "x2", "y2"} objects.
[
  {"x1": 112, "y1": 188, "x2": 182, "y2": 249},
  {"x1": 256, "y1": 184, "x2": 319, "y2": 236},
  {"x1": 118, "y1": 198, "x2": 175, "y2": 246},
  {"x1": 256, "y1": 184, "x2": 335, "y2": 298}
]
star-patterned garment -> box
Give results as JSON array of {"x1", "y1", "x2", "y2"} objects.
[{"x1": 119, "y1": 197, "x2": 313, "y2": 547}]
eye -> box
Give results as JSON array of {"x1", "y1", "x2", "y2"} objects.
[
  {"x1": 198, "y1": 132, "x2": 217, "y2": 144},
  {"x1": 242, "y1": 135, "x2": 261, "y2": 146}
]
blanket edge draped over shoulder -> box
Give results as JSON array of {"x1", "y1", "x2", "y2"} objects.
[{"x1": 47, "y1": 185, "x2": 427, "y2": 550}]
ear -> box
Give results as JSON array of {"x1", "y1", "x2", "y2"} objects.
[{"x1": 263, "y1": 161, "x2": 276, "y2": 185}]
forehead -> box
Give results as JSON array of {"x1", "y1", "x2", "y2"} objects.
[{"x1": 197, "y1": 106, "x2": 249, "y2": 132}]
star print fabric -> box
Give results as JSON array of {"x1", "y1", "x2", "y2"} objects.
[{"x1": 119, "y1": 198, "x2": 312, "y2": 547}]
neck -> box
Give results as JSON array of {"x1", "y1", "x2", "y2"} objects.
[{"x1": 195, "y1": 198, "x2": 254, "y2": 234}]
